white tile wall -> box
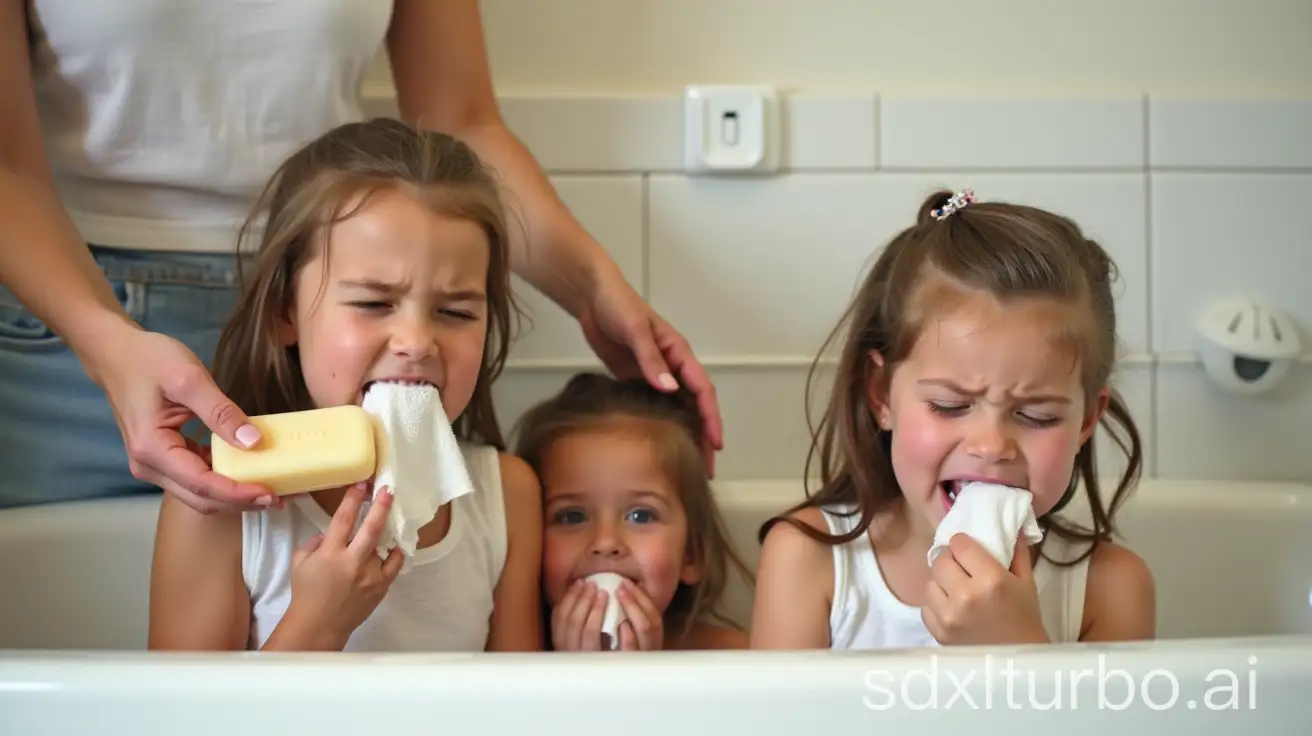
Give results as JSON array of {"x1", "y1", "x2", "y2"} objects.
[{"x1": 362, "y1": 90, "x2": 1312, "y2": 483}]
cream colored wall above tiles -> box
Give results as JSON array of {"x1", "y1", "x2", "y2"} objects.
[
  {"x1": 362, "y1": 91, "x2": 1312, "y2": 483},
  {"x1": 367, "y1": 0, "x2": 1312, "y2": 97}
]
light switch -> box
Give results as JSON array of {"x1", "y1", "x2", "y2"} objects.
[{"x1": 683, "y1": 84, "x2": 779, "y2": 174}]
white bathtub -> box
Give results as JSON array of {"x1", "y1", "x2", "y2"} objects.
[{"x1": 2, "y1": 478, "x2": 1311, "y2": 733}]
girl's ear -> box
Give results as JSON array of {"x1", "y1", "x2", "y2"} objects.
[
  {"x1": 1079, "y1": 386, "x2": 1111, "y2": 444},
  {"x1": 278, "y1": 308, "x2": 297, "y2": 347},
  {"x1": 865, "y1": 350, "x2": 892, "y2": 430},
  {"x1": 679, "y1": 546, "x2": 702, "y2": 586}
]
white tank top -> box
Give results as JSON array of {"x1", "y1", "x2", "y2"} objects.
[
  {"x1": 821, "y1": 504, "x2": 1090, "y2": 649},
  {"x1": 241, "y1": 443, "x2": 507, "y2": 652},
  {"x1": 25, "y1": 0, "x2": 393, "y2": 253}
]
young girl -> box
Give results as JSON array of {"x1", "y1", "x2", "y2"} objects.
[
  {"x1": 751, "y1": 189, "x2": 1156, "y2": 650},
  {"x1": 514, "y1": 372, "x2": 753, "y2": 651},
  {"x1": 148, "y1": 118, "x2": 543, "y2": 652}
]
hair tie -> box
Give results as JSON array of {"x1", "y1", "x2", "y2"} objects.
[{"x1": 931, "y1": 188, "x2": 976, "y2": 220}]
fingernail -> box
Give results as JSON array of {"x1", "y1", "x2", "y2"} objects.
[
  {"x1": 658, "y1": 373, "x2": 678, "y2": 390},
  {"x1": 236, "y1": 424, "x2": 261, "y2": 449},
  {"x1": 255, "y1": 495, "x2": 275, "y2": 507}
]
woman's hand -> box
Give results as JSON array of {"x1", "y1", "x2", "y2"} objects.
[
  {"x1": 281, "y1": 485, "x2": 405, "y2": 651},
  {"x1": 577, "y1": 268, "x2": 723, "y2": 474},
  {"x1": 921, "y1": 533, "x2": 1051, "y2": 646},
  {"x1": 614, "y1": 578, "x2": 665, "y2": 651},
  {"x1": 83, "y1": 322, "x2": 276, "y2": 514}
]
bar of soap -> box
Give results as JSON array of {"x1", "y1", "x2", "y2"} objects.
[{"x1": 210, "y1": 405, "x2": 377, "y2": 495}]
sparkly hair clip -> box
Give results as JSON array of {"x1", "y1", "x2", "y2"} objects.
[{"x1": 931, "y1": 188, "x2": 976, "y2": 220}]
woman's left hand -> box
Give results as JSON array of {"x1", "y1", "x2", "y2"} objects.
[
  {"x1": 615, "y1": 578, "x2": 665, "y2": 651},
  {"x1": 576, "y1": 268, "x2": 723, "y2": 474},
  {"x1": 921, "y1": 533, "x2": 1050, "y2": 646}
]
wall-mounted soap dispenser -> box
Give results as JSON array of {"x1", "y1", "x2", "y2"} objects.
[{"x1": 1194, "y1": 297, "x2": 1302, "y2": 396}]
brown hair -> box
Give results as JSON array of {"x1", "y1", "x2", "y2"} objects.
[
  {"x1": 213, "y1": 118, "x2": 518, "y2": 448},
  {"x1": 514, "y1": 372, "x2": 755, "y2": 642},
  {"x1": 760, "y1": 189, "x2": 1144, "y2": 564}
]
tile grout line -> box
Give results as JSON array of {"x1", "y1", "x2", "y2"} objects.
[
  {"x1": 640, "y1": 173, "x2": 651, "y2": 300},
  {"x1": 1142, "y1": 94, "x2": 1160, "y2": 478}
]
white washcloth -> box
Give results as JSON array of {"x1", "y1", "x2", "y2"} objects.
[
  {"x1": 361, "y1": 383, "x2": 475, "y2": 561},
  {"x1": 585, "y1": 572, "x2": 627, "y2": 650},
  {"x1": 927, "y1": 482, "x2": 1044, "y2": 569}
]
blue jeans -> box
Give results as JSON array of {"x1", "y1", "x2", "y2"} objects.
[{"x1": 0, "y1": 246, "x2": 242, "y2": 508}]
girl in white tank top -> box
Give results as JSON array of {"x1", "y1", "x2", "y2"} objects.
[
  {"x1": 147, "y1": 118, "x2": 543, "y2": 653},
  {"x1": 750, "y1": 188, "x2": 1157, "y2": 651}
]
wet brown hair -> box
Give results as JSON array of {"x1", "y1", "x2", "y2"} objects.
[
  {"x1": 514, "y1": 372, "x2": 755, "y2": 642},
  {"x1": 759, "y1": 189, "x2": 1143, "y2": 564},
  {"x1": 213, "y1": 118, "x2": 518, "y2": 448}
]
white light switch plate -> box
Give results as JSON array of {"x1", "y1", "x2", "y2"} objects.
[{"x1": 683, "y1": 84, "x2": 780, "y2": 174}]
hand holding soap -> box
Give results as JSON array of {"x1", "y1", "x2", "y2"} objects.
[{"x1": 210, "y1": 405, "x2": 376, "y2": 495}]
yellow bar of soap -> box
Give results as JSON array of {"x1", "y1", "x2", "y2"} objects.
[{"x1": 210, "y1": 405, "x2": 377, "y2": 495}]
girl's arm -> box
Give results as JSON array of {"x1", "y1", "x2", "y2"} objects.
[
  {"x1": 485, "y1": 453, "x2": 544, "y2": 651},
  {"x1": 749, "y1": 507, "x2": 836, "y2": 649},
  {"x1": 148, "y1": 494, "x2": 251, "y2": 650},
  {"x1": 1080, "y1": 542, "x2": 1156, "y2": 641}
]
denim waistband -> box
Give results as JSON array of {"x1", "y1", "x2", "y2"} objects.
[{"x1": 89, "y1": 245, "x2": 253, "y2": 288}]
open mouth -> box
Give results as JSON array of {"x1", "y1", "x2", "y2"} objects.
[
  {"x1": 941, "y1": 480, "x2": 963, "y2": 510},
  {"x1": 358, "y1": 378, "x2": 437, "y2": 403}
]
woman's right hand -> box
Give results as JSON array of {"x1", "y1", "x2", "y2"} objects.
[
  {"x1": 81, "y1": 321, "x2": 276, "y2": 513},
  {"x1": 550, "y1": 579, "x2": 610, "y2": 651},
  {"x1": 284, "y1": 484, "x2": 405, "y2": 650}
]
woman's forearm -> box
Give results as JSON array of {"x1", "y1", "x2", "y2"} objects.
[
  {"x1": 0, "y1": 167, "x2": 139, "y2": 375},
  {"x1": 455, "y1": 122, "x2": 623, "y2": 318}
]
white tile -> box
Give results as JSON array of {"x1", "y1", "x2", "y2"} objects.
[
  {"x1": 1155, "y1": 362, "x2": 1312, "y2": 482},
  {"x1": 1150, "y1": 174, "x2": 1312, "y2": 352},
  {"x1": 705, "y1": 365, "x2": 829, "y2": 480},
  {"x1": 880, "y1": 98, "x2": 1146, "y2": 170},
  {"x1": 491, "y1": 369, "x2": 587, "y2": 450},
  {"x1": 647, "y1": 173, "x2": 896, "y2": 358},
  {"x1": 507, "y1": 176, "x2": 645, "y2": 362},
  {"x1": 783, "y1": 95, "x2": 877, "y2": 170},
  {"x1": 649, "y1": 173, "x2": 1148, "y2": 358},
  {"x1": 1095, "y1": 363, "x2": 1156, "y2": 483},
  {"x1": 492, "y1": 365, "x2": 821, "y2": 482},
  {"x1": 1149, "y1": 100, "x2": 1312, "y2": 169}
]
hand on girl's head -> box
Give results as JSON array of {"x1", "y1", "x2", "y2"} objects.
[
  {"x1": 921, "y1": 533, "x2": 1047, "y2": 646},
  {"x1": 288, "y1": 484, "x2": 404, "y2": 645}
]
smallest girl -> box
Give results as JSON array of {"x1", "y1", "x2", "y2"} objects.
[{"x1": 514, "y1": 372, "x2": 752, "y2": 651}]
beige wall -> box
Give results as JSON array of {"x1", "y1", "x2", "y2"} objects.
[{"x1": 370, "y1": 0, "x2": 1312, "y2": 96}]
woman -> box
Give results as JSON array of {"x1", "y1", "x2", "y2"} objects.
[{"x1": 0, "y1": 0, "x2": 721, "y2": 511}]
